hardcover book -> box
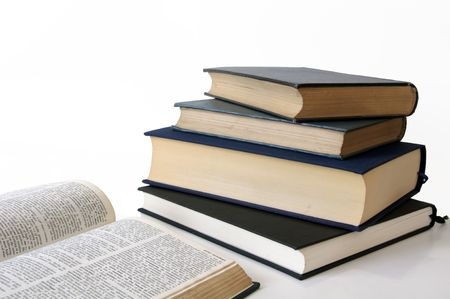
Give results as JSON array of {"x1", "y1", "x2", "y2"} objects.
[
  {"x1": 204, "y1": 67, "x2": 418, "y2": 120},
  {"x1": 138, "y1": 185, "x2": 436, "y2": 280},
  {"x1": 144, "y1": 127, "x2": 427, "y2": 231},
  {"x1": 174, "y1": 99, "x2": 406, "y2": 159},
  {"x1": 0, "y1": 181, "x2": 259, "y2": 298}
]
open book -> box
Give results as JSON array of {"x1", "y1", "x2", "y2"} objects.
[{"x1": 0, "y1": 181, "x2": 258, "y2": 298}]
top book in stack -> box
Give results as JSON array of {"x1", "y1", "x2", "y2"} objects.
[{"x1": 204, "y1": 67, "x2": 418, "y2": 120}]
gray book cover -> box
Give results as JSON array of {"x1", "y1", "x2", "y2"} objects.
[{"x1": 175, "y1": 99, "x2": 403, "y2": 132}]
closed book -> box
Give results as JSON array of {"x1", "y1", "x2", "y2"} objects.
[
  {"x1": 174, "y1": 99, "x2": 406, "y2": 159},
  {"x1": 204, "y1": 67, "x2": 418, "y2": 120},
  {"x1": 144, "y1": 127, "x2": 427, "y2": 231},
  {"x1": 138, "y1": 186, "x2": 436, "y2": 280}
]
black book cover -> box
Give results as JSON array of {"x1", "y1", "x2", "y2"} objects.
[
  {"x1": 233, "y1": 282, "x2": 260, "y2": 299},
  {"x1": 138, "y1": 185, "x2": 436, "y2": 280}
]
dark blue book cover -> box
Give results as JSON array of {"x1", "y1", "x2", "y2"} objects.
[
  {"x1": 145, "y1": 127, "x2": 425, "y2": 175},
  {"x1": 144, "y1": 127, "x2": 427, "y2": 231}
]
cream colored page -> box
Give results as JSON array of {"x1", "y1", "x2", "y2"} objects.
[
  {"x1": 0, "y1": 218, "x2": 232, "y2": 298},
  {"x1": 0, "y1": 181, "x2": 115, "y2": 262}
]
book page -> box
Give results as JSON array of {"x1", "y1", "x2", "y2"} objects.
[
  {"x1": 0, "y1": 181, "x2": 115, "y2": 262},
  {"x1": 0, "y1": 218, "x2": 233, "y2": 298}
]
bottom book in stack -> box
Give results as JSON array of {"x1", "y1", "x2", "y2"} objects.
[{"x1": 138, "y1": 185, "x2": 437, "y2": 280}]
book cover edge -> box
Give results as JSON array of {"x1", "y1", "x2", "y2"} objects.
[
  {"x1": 203, "y1": 67, "x2": 414, "y2": 89},
  {"x1": 232, "y1": 282, "x2": 260, "y2": 299}
]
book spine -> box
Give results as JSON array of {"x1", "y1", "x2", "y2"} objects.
[
  {"x1": 408, "y1": 84, "x2": 419, "y2": 116},
  {"x1": 416, "y1": 146, "x2": 427, "y2": 192}
]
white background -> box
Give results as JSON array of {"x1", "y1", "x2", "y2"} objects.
[{"x1": 0, "y1": 1, "x2": 449, "y2": 298}]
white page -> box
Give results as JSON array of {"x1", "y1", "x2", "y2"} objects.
[
  {"x1": 0, "y1": 181, "x2": 115, "y2": 262},
  {"x1": 0, "y1": 218, "x2": 233, "y2": 298}
]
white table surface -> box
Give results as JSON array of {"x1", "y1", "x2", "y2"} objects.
[{"x1": 140, "y1": 212, "x2": 450, "y2": 299}]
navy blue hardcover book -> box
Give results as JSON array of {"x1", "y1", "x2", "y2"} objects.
[{"x1": 144, "y1": 127, "x2": 427, "y2": 231}]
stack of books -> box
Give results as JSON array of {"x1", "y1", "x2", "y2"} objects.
[{"x1": 139, "y1": 67, "x2": 439, "y2": 280}]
